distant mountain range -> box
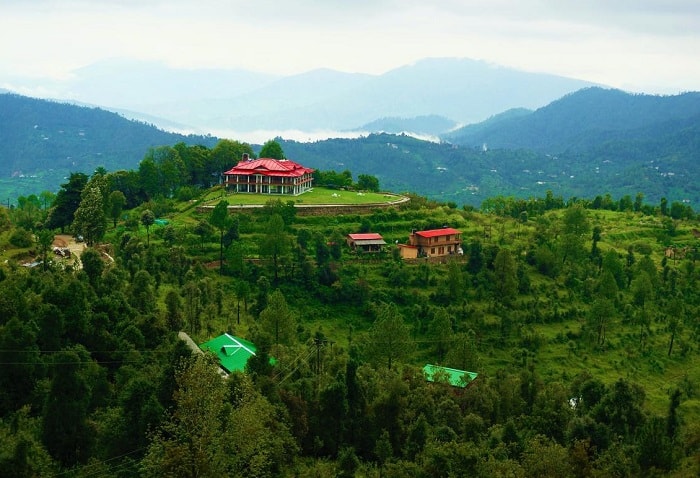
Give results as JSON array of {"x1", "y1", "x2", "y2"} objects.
[
  {"x1": 446, "y1": 87, "x2": 700, "y2": 153},
  {"x1": 283, "y1": 87, "x2": 700, "y2": 207},
  {"x1": 3, "y1": 57, "x2": 598, "y2": 136},
  {"x1": 356, "y1": 115, "x2": 457, "y2": 138},
  {"x1": 1, "y1": 86, "x2": 698, "y2": 208}
]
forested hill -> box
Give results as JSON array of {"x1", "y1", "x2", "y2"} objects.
[
  {"x1": 3, "y1": 89, "x2": 700, "y2": 209},
  {"x1": 280, "y1": 88, "x2": 700, "y2": 208},
  {"x1": 0, "y1": 93, "x2": 218, "y2": 177},
  {"x1": 1, "y1": 178, "x2": 700, "y2": 475},
  {"x1": 279, "y1": 124, "x2": 700, "y2": 208},
  {"x1": 446, "y1": 87, "x2": 700, "y2": 153}
]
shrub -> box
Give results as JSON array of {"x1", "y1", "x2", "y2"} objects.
[
  {"x1": 175, "y1": 185, "x2": 202, "y2": 202},
  {"x1": 9, "y1": 228, "x2": 33, "y2": 248},
  {"x1": 632, "y1": 242, "x2": 652, "y2": 256}
]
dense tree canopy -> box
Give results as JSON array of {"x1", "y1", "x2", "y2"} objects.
[
  {"x1": 210, "y1": 139, "x2": 255, "y2": 182},
  {"x1": 72, "y1": 185, "x2": 107, "y2": 246},
  {"x1": 46, "y1": 172, "x2": 88, "y2": 232},
  {"x1": 0, "y1": 159, "x2": 699, "y2": 477},
  {"x1": 258, "y1": 139, "x2": 285, "y2": 159}
]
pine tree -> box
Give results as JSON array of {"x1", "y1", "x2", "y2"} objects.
[
  {"x1": 365, "y1": 303, "x2": 414, "y2": 370},
  {"x1": 72, "y1": 186, "x2": 106, "y2": 246},
  {"x1": 258, "y1": 290, "x2": 296, "y2": 351}
]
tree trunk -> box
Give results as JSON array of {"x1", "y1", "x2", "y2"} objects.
[{"x1": 219, "y1": 229, "x2": 224, "y2": 275}]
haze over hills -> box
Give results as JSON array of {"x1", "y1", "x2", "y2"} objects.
[
  {"x1": 446, "y1": 87, "x2": 700, "y2": 153},
  {"x1": 279, "y1": 88, "x2": 700, "y2": 207},
  {"x1": 3, "y1": 57, "x2": 599, "y2": 137},
  {"x1": 1, "y1": 83, "x2": 699, "y2": 209},
  {"x1": 356, "y1": 115, "x2": 458, "y2": 138}
]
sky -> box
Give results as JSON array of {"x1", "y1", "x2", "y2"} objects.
[{"x1": 1, "y1": 0, "x2": 699, "y2": 94}]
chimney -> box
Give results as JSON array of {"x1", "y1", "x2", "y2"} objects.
[{"x1": 242, "y1": 153, "x2": 250, "y2": 161}]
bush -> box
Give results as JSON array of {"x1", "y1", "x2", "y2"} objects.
[
  {"x1": 9, "y1": 228, "x2": 33, "y2": 248},
  {"x1": 632, "y1": 242, "x2": 652, "y2": 256},
  {"x1": 175, "y1": 186, "x2": 202, "y2": 202}
]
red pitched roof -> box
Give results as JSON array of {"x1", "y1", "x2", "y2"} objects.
[
  {"x1": 348, "y1": 233, "x2": 384, "y2": 241},
  {"x1": 414, "y1": 228, "x2": 461, "y2": 238},
  {"x1": 223, "y1": 158, "x2": 314, "y2": 178}
]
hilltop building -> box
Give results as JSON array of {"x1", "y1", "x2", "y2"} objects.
[
  {"x1": 223, "y1": 153, "x2": 314, "y2": 195},
  {"x1": 346, "y1": 233, "x2": 387, "y2": 253},
  {"x1": 398, "y1": 227, "x2": 463, "y2": 259}
]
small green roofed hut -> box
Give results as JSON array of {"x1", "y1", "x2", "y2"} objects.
[
  {"x1": 199, "y1": 333, "x2": 260, "y2": 374},
  {"x1": 423, "y1": 364, "x2": 478, "y2": 388}
]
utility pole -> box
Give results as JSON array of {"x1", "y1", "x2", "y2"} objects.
[
  {"x1": 312, "y1": 337, "x2": 335, "y2": 375},
  {"x1": 313, "y1": 337, "x2": 324, "y2": 375}
]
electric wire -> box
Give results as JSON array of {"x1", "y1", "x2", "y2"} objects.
[{"x1": 48, "y1": 447, "x2": 146, "y2": 478}]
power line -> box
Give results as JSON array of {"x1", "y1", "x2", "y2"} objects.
[
  {"x1": 0, "y1": 360, "x2": 150, "y2": 365},
  {"x1": 0, "y1": 349, "x2": 169, "y2": 354},
  {"x1": 0, "y1": 347, "x2": 176, "y2": 366},
  {"x1": 276, "y1": 349, "x2": 317, "y2": 385},
  {"x1": 49, "y1": 447, "x2": 146, "y2": 478}
]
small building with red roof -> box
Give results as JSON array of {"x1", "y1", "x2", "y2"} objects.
[
  {"x1": 223, "y1": 153, "x2": 314, "y2": 195},
  {"x1": 401, "y1": 227, "x2": 463, "y2": 259},
  {"x1": 346, "y1": 233, "x2": 387, "y2": 253}
]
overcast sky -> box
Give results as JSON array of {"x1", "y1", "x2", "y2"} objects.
[{"x1": 1, "y1": 0, "x2": 699, "y2": 94}]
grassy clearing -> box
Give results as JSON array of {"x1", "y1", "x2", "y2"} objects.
[{"x1": 200, "y1": 186, "x2": 404, "y2": 206}]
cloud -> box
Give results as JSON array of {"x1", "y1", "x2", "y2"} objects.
[{"x1": 0, "y1": 0, "x2": 698, "y2": 92}]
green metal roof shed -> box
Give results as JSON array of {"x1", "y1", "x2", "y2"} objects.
[
  {"x1": 423, "y1": 364, "x2": 478, "y2": 388},
  {"x1": 199, "y1": 333, "x2": 259, "y2": 373}
]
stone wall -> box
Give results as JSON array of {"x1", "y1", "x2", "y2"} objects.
[{"x1": 196, "y1": 195, "x2": 409, "y2": 216}]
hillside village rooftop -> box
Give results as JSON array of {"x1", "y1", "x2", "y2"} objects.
[
  {"x1": 199, "y1": 333, "x2": 260, "y2": 374},
  {"x1": 346, "y1": 233, "x2": 387, "y2": 252},
  {"x1": 399, "y1": 227, "x2": 463, "y2": 259},
  {"x1": 423, "y1": 364, "x2": 478, "y2": 388}
]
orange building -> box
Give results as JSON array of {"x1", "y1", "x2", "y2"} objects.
[{"x1": 402, "y1": 227, "x2": 463, "y2": 258}]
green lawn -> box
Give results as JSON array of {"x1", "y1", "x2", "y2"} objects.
[{"x1": 201, "y1": 187, "x2": 405, "y2": 206}]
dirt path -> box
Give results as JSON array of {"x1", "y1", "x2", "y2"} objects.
[
  {"x1": 52, "y1": 234, "x2": 85, "y2": 268},
  {"x1": 178, "y1": 332, "x2": 204, "y2": 356}
]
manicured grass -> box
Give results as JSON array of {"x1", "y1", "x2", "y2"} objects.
[{"x1": 201, "y1": 187, "x2": 405, "y2": 206}]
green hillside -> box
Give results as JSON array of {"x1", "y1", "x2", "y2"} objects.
[
  {"x1": 280, "y1": 130, "x2": 700, "y2": 208},
  {"x1": 0, "y1": 93, "x2": 218, "y2": 201},
  {"x1": 445, "y1": 87, "x2": 700, "y2": 152},
  {"x1": 3, "y1": 89, "x2": 700, "y2": 210},
  {"x1": 0, "y1": 169, "x2": 699, "y2": 475}
]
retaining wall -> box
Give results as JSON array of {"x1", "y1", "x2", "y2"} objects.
[{"x1": 196, "y1": 195, "x2": 409, "y2": 216}]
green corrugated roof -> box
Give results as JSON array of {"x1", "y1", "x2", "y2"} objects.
[
  {"x1": 199, "y1": 333, "x2": 258, "y2": 373},
  {"x1": 423, "y1": 364, "x2": 478, "y2": 388}
]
